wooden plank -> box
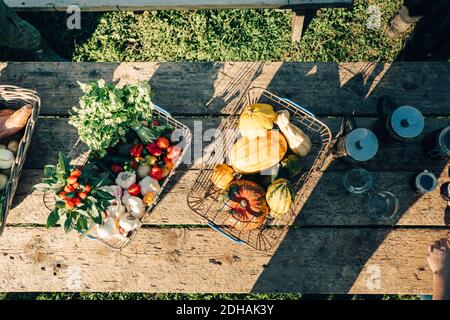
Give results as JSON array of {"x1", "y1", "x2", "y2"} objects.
[
  {"x1": 24, "y1": 117, "x2": 450, "y2": 172},
  {"x1": 0, "y1": 226, "x2": 444, "y2": 293},
  {"x1": 8, "y1": 166, "x2": 450, "y2": 226},
  {"x1": 291, "y1": 11, "x2": 306, "y2": 42},
  {"x1": 5, "y1": 0, "x2": 352, "y2": 11},
  {"x1": 291, "y1": 8, "x2": 316, "y2": 42},
  {"x1": 1, "y1": 62, "x2": 449, "y2": 116}
]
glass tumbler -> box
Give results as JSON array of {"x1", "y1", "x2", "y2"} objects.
[
  {"x1": 368, "y1": 191, "x2": 399, "y2": 223},
  {"x1": 343, "y1": 168, "x2": 373, "y2": 194}
]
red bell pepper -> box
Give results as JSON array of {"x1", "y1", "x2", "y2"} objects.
[
  {"x1": 146, "y1": 143, "x2": 162, "y2": 157},
  {"x1": 128, "y1": 183, "x2": 141, "y2": 196},
  {"x1": 167, "y1": 145, "x2": 182, "y2": 161},
  {"x1": 130, "y1": 158, "x2": 139, "y2": 170},
  {"x1": 130, "y1": 143, "x2": 144, "y2": 157},
  {"x1": 150, "y1": 166, "x2": 163, "y2": 180},
  {"x1": 164, "y1": 155, "x2": 174, "y2": 170},
  {"x1": 156, "y1": 137, "x2": 170, "y2": 150},
  {"x1": 111, "y1": 164, "x2": 124, "y2": 174}
]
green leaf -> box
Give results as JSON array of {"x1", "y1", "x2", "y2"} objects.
[
  {"x1": 33, "y1": 183, "x2": 51, "y2": 192},
  {"x1": 76, "y1": 216, "x2": 88, "y2": 233},
  {"x1": 42, "y1": 177, "x2": 57, "y2": 185},
  {"x1": 64, "y1": 212, "x2": 75, "y2": 233},
  {"x1": 91, "y1": 173, "x2": 112, "y2": 188},
  {"x1": 88, "y1": 206, "x2": 102, "y2": 225},
  {"x1": 57, "y1": 152, "x2": 71, "y2": 178},
  {"x1": 46, "y1": 209, "x2": 60, "y2": 228},
  {"x1": 55, "y1": 201, "x2": 66, "y2": 209},
  {"x1": 65, "y1": 191, "x2": 78, "y2": 199},
  {"x1": 92, "y1": 189, "x2": 115, "y2": 200},
  {"x1": 43, "y1": 165, "x2": 56, "y2": 177}
]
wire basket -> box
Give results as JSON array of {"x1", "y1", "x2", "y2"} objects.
[
  {"x1": 0, "y1": 85, "x2": 40, "y2": 235},
  {"x1": 44, "y1": 105, "x2": 191, "y2": 250},
  {"x1": 187, "y1": 87, "x2": 332, "y2": 251}
]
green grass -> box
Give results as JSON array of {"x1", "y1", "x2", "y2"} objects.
[
  {"x1": 0, "y1": 293, "x2": 305, "y2": 300},
  {"x1": 0, "y1": 0, "x2": 407, "y2": 62},
  {"x1": 0, "y1": 293, "x2": 421, "y2": 300}
]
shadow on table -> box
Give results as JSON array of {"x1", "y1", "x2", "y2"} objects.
[
  {"x1": 251, "y1": 62, "x2": 450, "y2": 293},
  {"x1": 1, "y1": 61, "x2": 266, "y2": 219}
]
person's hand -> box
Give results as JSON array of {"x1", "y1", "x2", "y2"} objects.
[{"x1": 428, "y1": 238, "x2": 450, "y2": 276}]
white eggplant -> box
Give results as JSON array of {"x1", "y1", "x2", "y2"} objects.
[
  {"x1": 139, "y1": 176, "x2": 160, "y2": 196},
  {"x1": 97, "y1": 217, "x2": 122, "y2": 239},
  {"x1": 105, "y1": 199, "x2": 126, "y2": 219},
  {"x1": 0, "y1": 149, "x2": 14, "y2": 169},
  {"x1": 119, "y1": 214, "x2": 140, "y2": 232},
  {"x1": 126, "y1": 196, "x2": 145, "y2": 219},
  {"x1": 107, "y1": 185, "x2": 123, "y2": 199},
  {"x1": 0, "y1": 174, "x2": 8, "y2": 190},
  {"x1": 115, "y1": 171, "x2": 136, "y2": 189},
  {"x1": 136, "y1": 164, "x2": 151, "y2": 179}
]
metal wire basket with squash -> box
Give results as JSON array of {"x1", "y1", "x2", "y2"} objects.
[
  {"x1": 0, "y1": 86, "x2": 40, "y2": 235},
  {"x1": 187, "y1": 87, "x2": 332, "y2": 251}
]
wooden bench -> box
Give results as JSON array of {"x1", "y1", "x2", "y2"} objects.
[
  {"x1": 0, "y1": 61, "x2": 449, "y2": 294},
  {"x1": 5, "y1": 1, "x2": 353, "y2": 41}
]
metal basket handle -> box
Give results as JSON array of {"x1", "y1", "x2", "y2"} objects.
[
  {"x1": 153, "y1": 104, "x2": 172, "y2": 117},
  {"x1": 282, "y1": 98, "x2": 315, "y2": 118},
  {"x1": 208, "y1": 222, "x2": 244, "y2": 245}
]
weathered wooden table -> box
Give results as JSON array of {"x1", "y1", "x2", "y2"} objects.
[{"x1": 0, "y1": 62, "x2": 448, "y2": 294}]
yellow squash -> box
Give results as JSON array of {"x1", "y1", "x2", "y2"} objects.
[
  {"x1": 228, "y1": 130, "x2": 287, "y2": 174},
  {"x1": 266, "y1": 178, "x2": 295, "y2": 219},
  {"x1": 275, "y1": 110, "x2": 312, "y2": 157},
  {"x1": 238, "y1": 103, "x2": 276, "y2": 139},
  {"x1": 211, "y1": 164, "x2": 235, "y2": 189}
]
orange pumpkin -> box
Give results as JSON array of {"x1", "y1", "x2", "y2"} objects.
[{"x1": 222, "y1": 179, "x2": 269, "y2": 231}]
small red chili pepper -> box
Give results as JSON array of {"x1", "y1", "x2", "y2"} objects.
[
  {"x1": 64, "y1": 185, "x2": 75, "y2": 193},
  {"x1": 65, "y1": 199, "x2": 75, "y2": 210},
  {"x1": 59, "y1": 191, "x2": 67, "y2": 200},
  {"x1": 70, "y1": 169, "x2": 82, "y2": 177},
  {"x1": 67, "y1": 176, "x2": 77, "y2": 185},
  {"x1": 150, "y1": 166, "x2": 163, "y2": 180},
  {"x1": 84, "y1": 185, "x2": 92, "y2": 193},
  {"x1": 130, "y1": 143, "x2": 144, "y2": 157},
  {"x1": 146, "y1": 143, "x2": 162, "y2": 157},
  {"x1": 152, "y1": 119, "x2": 160, "y2": 126},
  {"x1": 78, "y1": 191, "x2": 87, "y2": 200},
  {"x1": 111, "y1": 164, "x2": 124, "y2": 174},
  {"x1": 156, "y1": 137, "x2": 170, "y2": 150},
  {"x1": 128, "y1": 183, "x2": 141, "y2": 196},
  {"x1": 72, "y1": 197, "x2": 81, "y2": 206},
  {"x1": 72, "y1": 182, "x2": 80, "y2": 190}
]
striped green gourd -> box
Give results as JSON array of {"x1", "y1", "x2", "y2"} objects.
[{"x1": 266, "y1": 178, "x2": 294, "y2": 219}]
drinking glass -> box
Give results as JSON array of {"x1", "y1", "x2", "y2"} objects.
[
  {"x1": 343, "y1": 168, "x2": 400, "y2": 224},
  {"x1": 368, "y1": 191, "x2": 399, "y2": 223},
  {"x1": 343, "y1": 168, "x2": 373, "y2": 194}
]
